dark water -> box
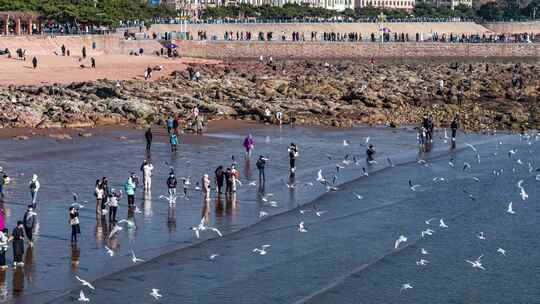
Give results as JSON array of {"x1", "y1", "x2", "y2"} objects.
[{"x1": 0, "y1": 125, "x2": 536, "y2": 304}]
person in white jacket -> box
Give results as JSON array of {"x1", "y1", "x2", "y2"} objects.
[
  {"x1": 0, "y1": 228, "x2": 8, "y2": 269},
  {"x1": 142, "y1": 161, "x2": 154, "y2": 192},
  {"x1": 29, "y1": 174, "x2": 40, "y2": 208}
]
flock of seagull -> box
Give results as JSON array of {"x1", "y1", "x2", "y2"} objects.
[{"x1": 70, "y1": 130, "x2": 538, "y2": 301}]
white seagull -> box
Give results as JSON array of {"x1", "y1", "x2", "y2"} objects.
[
  {"x1": 209, "y1": 254, "x2": 220, "y2": 260},
  {"x1": 409, "y1": 180, "x2": 420, "y2": 191},
  {"x1": 258, "y1": 211, "x2": 268, "y2": 218},
  {"x1": 253, "y1": 245, "x2": 271, "y2": 255},
  {"x1": 75, "y1": 276, "x2": 95, "y2": 290},
  {"x1": 108, "y1": 224, "x2": 123, "y2": 239},
  {"x1": 465, "y1": 255, "x2": 486, "y2": 270},
  {"x1": 353, "y1": 193, "x2": 363, "y2": 200},
  {"x1": 497, "y1": 248, "x2": 507, "y2": 256},
  {"x1": 343, "y1": 140, "x2": 349, "y2": 146},
  {"x1": 421, "y1": 229, "x2": 435, "y2": 238},
  {"x1": 394, "y1": 235, "x2": 407, "y2": 249},
  {"x1": 477, "y1": 232, "x2": 486, "y2": 240},
  {"x1": 78, "y1": 290, "x2": 90, "y2": 302},
  {"x1": 424, "y1": 218, "x2": 436, "y2": 225},
  {"x1": 131, "y1": 250, "x2": 144, "y2": 263},
  {"x1": 517, "y1": 180, "x2": 528, "y2": 200},
  {"x1": 420, "y1": 248, "x2": 429, "y2": 255},
  {"x1": 507, "y1": 202, "x2": 516, "y2": 214},
  {"x1": 439, "y1": 218, "x2": 448, "y2": 228},
  {"x1": 298, "y1": 221, "x2": 308, "y2": 233},
  {"x1": 150, "y1": 288, "x2": 162, "y2": 300},
  {"x1": 400, "y1": 283, "x2": 413, "y2": 292},
  {"x1": 416, "y1": 259, "x2": 429, "y2": 266},
  {"x1": 189, "y1": 218, "x2": 223, "y2": 239}
]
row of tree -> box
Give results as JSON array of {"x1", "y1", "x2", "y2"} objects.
[
  {"x1": 0, "y1": 0, "x2": 175, "y2": 27},
  {"x1": 202, "y1": 0, "x2": 539, "y2": 21}
]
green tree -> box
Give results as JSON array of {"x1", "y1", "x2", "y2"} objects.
[{"x1": 477, "y1": 2, "x2": 504, "y2": 20}]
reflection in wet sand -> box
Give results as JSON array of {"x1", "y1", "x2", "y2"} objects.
[
  {"x1": 12, "y1": 267, "x2": 23, "y2": 298},
  {"x1": 70, "y1": 244, "x2": 80, "y2": 273},
  {"x1": 23, "y1": 246, "x2": 34, "y2": 284},
  {"x1": 202, "y1": 198, "x2": 210, "y2": 224},
  {"x1": 0, "y1": 270, "x2": 7, "y2": 301},
  {"x1": 167, "y1": 205, "x2": 176, "y2": 234}
]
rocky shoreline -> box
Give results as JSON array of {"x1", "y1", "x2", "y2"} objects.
[{"x1": 0, "y1": 60, "x2": 538, "y2": 135}]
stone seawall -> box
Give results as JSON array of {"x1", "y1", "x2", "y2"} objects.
[
  {"x1": 482, "y1": 21, "x2": 540, "y2": 34},
  {"x1": 178, "y1": 41, "x2": 540, "y2": 59}
]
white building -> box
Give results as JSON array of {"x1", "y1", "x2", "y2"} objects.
[{"x1": 355, "y1": 0, "x2": 415, "y2": 9}]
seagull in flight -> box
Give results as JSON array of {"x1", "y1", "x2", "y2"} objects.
[
  {"x1": 298, "y1": 221, "x2": 308, "y2": 232},
  {"x1": 508, "y1": 149, "x2": 517, "y2": 158},
  {"x1": 517, "y1": 180, "x2": 528, "y2": 200},
  {"x1": 497, "y1": 248, "x2": 507, "y2": 256},
  {"x1": 315, "y1": 210, "x2": 327, "y2": 217},
  {"x1": 463, "y1": 162, "x2": 471, "y2": 171},
  {"x1": 258, "y1": 211, "x2": 268, "y2": 218},
  {"x1": 353, "y1": 193, "x2": 363, "y2": 200},
  {"x1": 108, "y1": 224, "x2": 123, "y2": 239},
  {"x1": 394, "y1": 235, "x2": 407, "y2": 249},
  {"x1": 416, "y1": 259, "x2": 429, "y2": 266},
  {"x1": 253, "y1": 245, "x2": 271, "y2": 255},
  {"x1": 189, "y1": 218, "x2": 223, "y2": 239},
  {"x1": 343, "y1": 140, "x2": 349, "y2": 146},
  {"x1": 477, "y1": 232, "x2": 486, "y2": 240},
  {"x1": 465, "y1": 255, "x2": 486, "y2": 270},
  {"x1": 507, "y1": 202, "x2": 516, "y2": 214},
  {"x1": 439, "y1": 218, "x2": 448, "y2": 228},
  {"x1": 421, "y1": 228, "x2": 435, "y2": 238},
  {"x1": 316, "y1": 170, "x2": 326, "y2": 183},
  {"x1": 131, "y1": 250, "x2": 144, "y2": 263},
  {"x1": 209, "y1": 254, "x2": 220, "y2": 260},
  {"x1": 150, "y1": 288, "x2": 162, "y2": 300},
  {"x1": 409, "y1": 180, "x2": 420, "y2": 191},
  {"x1": 400, "y1": 283, "x2": 413, "y2": 292},
  {"x1": 78, "y1": 290, "x2": 90, "y2": 302},
  {"x1": 424, "y1": 218, "x2": 436, "y2": 225},
  {"x1": 420, "y1": 248, "x2": 429, "y2": 255},
  {"x1": 465, "y1": 143, "x2": 478, "y2": 153},
  {"x1": 75, "y1": 276, "x2": 95, "y2": 290}
]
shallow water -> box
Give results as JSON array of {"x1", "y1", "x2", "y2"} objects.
[{"x1": 0, "y1": 125, "x2": 534, "y2": 304}]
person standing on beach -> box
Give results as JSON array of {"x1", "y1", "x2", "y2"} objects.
[
  {"x1": 256, "y1": 155, "x2": 267, "y2": 182},
  {"x1": 451, "y1": 116, "x2": 459, "y2": 143},
  {"x1": 202, "y1": 174, "x2": 211, "y2": 201},
  {"x1": 32, "y1": 56, "x2": 37, "y2": 69},
  {"x1": 173, "y1": 116, "x2": 180, "y2": 135},
  {"x1": 69, "y1": 207, "x2": 80, "y2": 244},
  {"x1": 108, "y1": 191, "x2": 119, "y2": 223},
  {"x1": 167, "y1": 172, "x2": 177, "y2": 198},
  {"x1": 288, "y1": 143, "x2": 299, "y2": 173},
  {"x1": 0, "y1": 228, "x2": 8, "y2": 269},
  {"x1": 29, "y1": 174, "x2": 40, "y2": 208},
  {"x1": 10, "y1": 221, "x2": 24, "y2": 266},
  {"x1": 82, "y1": 46, "x2": 87, "y2": 59},
  {"x1": 142, "y1": 160, "x2": 154, "y2": 192},
  {"x1": 124, "y1": 176, "x2": 136, "y2": 207},
  {"x1": 22, "y1": 206, "x2": 36, "y2": 247},
  {"x1": 215, "y1": 166, "x2": 225, "y2": 194},
  {"x1": 166, "y1": 117, "x2": 174, "y2": 135},
  {"x1": 91, "y1": 57, "x2": 96, "y2": 69},
  {"x1": 366, "y1": 144, "x2": 376, "y2": 162},
  {"x1": 145, "y1": 128, "x2": 153, "y2": 151},
  {"x1": 225, "y1": 168, "x2": 233, "y2": 195},
  {"x1": 170, "y1": 133, "x2": 178, "y2": 152},
  {"x1": 243, "y1": 134, "x2": 254, "y2": 158},
  {"x1": 101, "y1": 177, "x2": 110, "y2": 211},
  {"x1": 61, "y1": 44, "x2": 66, "y2": 56},
  {"x1": 94, "y1": 180, "x2": 104, "y2": 215}
]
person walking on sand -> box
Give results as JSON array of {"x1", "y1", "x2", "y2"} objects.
[
  {"x1": 145, "y1": 128, "x2": 153, "y2": 151},
  {"x1": 124, "y1": 176, "x2": 136, "y2": 208},
  {"x1": 91, "y1": 57, "x2": 95, "y2": 69},
  {"x1": 69, "y1": 207, "x2": 80, "y2": 244},
  {"x1": 166, "y1": 117, "x2": 174, "y2": 135},
  {"x1": 243, "y1": 134, "x2": 254, "y2": 158},
  {"x1": 214, "y1": 166, "x2": 225, "y2": 194},
  {"x1": 22, "y1": 205, "x2": 36, "y2": 247},
  {"x1": 29, "y1": 174, "x2": 40, "y2": 208},
  {"x1": 32, "y1": 56, "x2": 37, "y2": 69},
  {"x1": 10, "y1": 221, "x2": 25, "y2": 266},
  {"x1": 82, "y1": 46, "x2": 87, "y2": 59},
  {"x1": 170, "y1": 133, "x2": 178, "y2": 152},
  {"x1": 0, "y1": 228, "x2": 8, "y2": 270}
]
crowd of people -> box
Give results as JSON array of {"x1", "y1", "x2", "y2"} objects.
[{"x1": 187, "y1": 29, "x2": 537, "y2": 43}]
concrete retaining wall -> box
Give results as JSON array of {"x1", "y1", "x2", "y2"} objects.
[
  {"x1": 482, "y1": 21, "x2": 540, "y2": 34},
  {"x1": 178, "y1": 40, "x2": 540, "y2": 59}
]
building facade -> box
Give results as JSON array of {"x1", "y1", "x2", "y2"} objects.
[{"x1": 355, "y1": 0, "x2": 415, "y2": 9}]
